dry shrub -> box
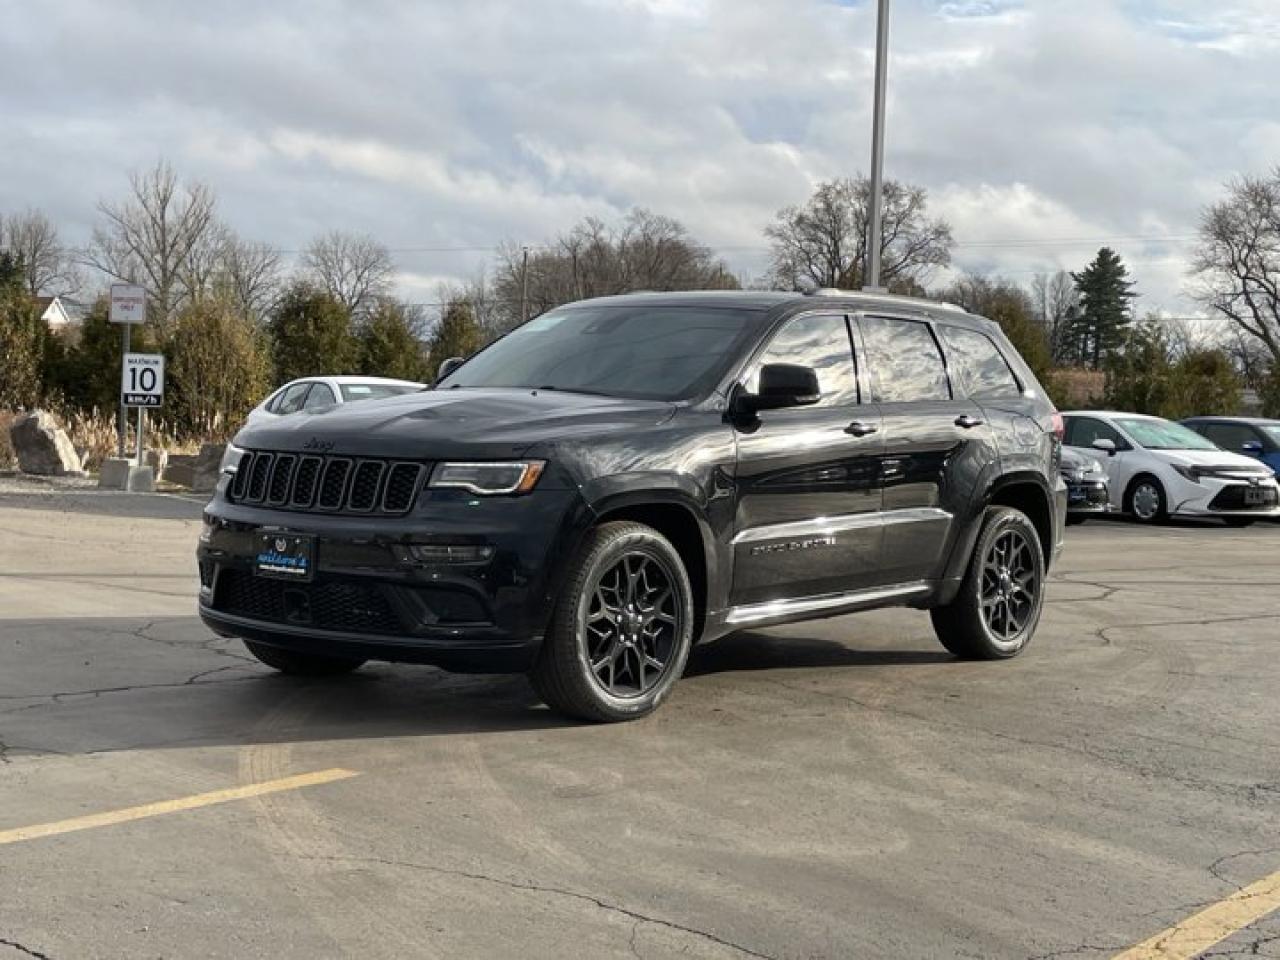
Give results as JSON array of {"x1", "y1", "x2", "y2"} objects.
[
  {"x1": 1051, "y1": 368, "x2": 1106, "y2": 408},
  {"x1": 0, "y1": 410, "x2": 15, "y2": 470}
]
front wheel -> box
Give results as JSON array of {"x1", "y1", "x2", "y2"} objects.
[
  {"x1": 242, "y1": 640, "x2": 365, "y2": 676},
  {"x1": 530, "y1": 521, "x2": 694, "y2": 722},
  {"x1": 931, "y1": 506, "x2": 1045, "y2": 660},
  {"x1": 1126, "y1": 476, "x2": 1168, "y2": 524}
]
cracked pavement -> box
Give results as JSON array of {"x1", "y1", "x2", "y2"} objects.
[{"x1": 1, "y1": 489, "x2": 1279, "y2": 958}]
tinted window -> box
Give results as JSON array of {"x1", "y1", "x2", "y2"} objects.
[
  {"x1": 746, "y1": 314, "x2": 858, "y2": 407},
  {"x1": 304, "y1": 384, "x2": 337, "y2": 410},
  {"x1": 937, "y1": 325, "x2": 1021, "y2": 400},
  {"x1": 340, "y1": 383, "x2": 419, "y2": 402},
  {"x1": 276, "y1": 382, "x2": 312, "y2": 414},
  {"x1": 860, "y1": 316, "x2": 950, "y2": 403},
  {"x1": 1065, "y1": 416, "x2": 1124, "y2": 448},
  {"x1": 1202, "y1": 422, "x2": 1258, "y2": 452},
  {"x1": 439, "y1": 306, "x2": 768, "y2": 401}
]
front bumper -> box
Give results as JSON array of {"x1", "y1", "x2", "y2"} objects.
[
  {"x1": 1167, "y1": 475, "x2": 1280, "y2": 519},
  {"x1": 197, "y1": 484, "x2": 589, "y2": 673},
  {"x1": 1064, "y1": 477, "x2": 1111, "y2": 514}
]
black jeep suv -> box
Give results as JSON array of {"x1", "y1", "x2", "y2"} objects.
[{"x1": 198, "y1": 290, "x2": 1066, "y2": 721}]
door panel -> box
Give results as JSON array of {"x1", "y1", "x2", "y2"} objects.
[
  {"x1": 730, "y1": 312, "x2": 885, "y2": 606},
  {"x1": 858, "y1": 314, "x2": 999, "y2": 583}
]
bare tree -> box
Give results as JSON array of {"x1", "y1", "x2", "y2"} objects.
[
  {"x1": 488, "y1": 209, "x2": 737, "y2": 333},
  {"x1": 217, "y1": 235, "x2": 282, "y2": 322},
  {"x1": 766, "y1": 176, "x2": 952, "y2": 292},
  {"x1": 1030, "y1": 270, "x2": 1079, "y2": 363},
  {"x1": 83, "y1": 159, "x2": 219, "y2": 327},
  {"x1": 3, "y1": 208, "x2": 79, "y2": 296},
  {"x1": 1191, "y1": 169, "x2": 1280, "y2": 370},
  {"x1": 302, "y1": 231, "x2": 394, "y2": 318}
]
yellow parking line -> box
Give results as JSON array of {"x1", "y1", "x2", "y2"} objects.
[
  {"x1": 0, "y1": 768, "x2": 359, "y2": 846},
  {"x1": 1113, "y1": 869, "x2": 1280, "y2": 959}
]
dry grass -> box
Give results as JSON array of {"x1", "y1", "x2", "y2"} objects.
[
  {"x1": 0, "y1": 410, "x2": 15, "y2": 470},
  {"x1": 1, "y1": 407, "x2": 208, "y2": 473}
]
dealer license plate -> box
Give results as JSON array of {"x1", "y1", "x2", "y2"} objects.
[
  {"x1": 255, "y1": 533, "x2": 315, "y2": 581},
  {"x1": 1244, "y1": 486, "x2": 1276, "y2": 506}
]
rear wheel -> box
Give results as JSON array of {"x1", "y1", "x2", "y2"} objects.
[
  {"x1": 242, "y1": 640, "x2": 365, "y2": 676},
  {"x1": 530, "y1": 521, "x2": 694, "y2": 722},
  {"x1": 1126, "y1": 476, "x2": 1168, "y2": 524},
  {"x1": 931, "y1": 506, "x2": 1045, "y2": 660}
]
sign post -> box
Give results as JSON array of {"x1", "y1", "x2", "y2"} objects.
[
  {"x1": 109, "y1": 284, "x2": 147, "y2": 458},
  {"x1": 120, "y1": 352, "x2": 164, "y2": 469}
]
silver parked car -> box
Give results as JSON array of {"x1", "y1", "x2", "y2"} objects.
[{"x1": 244, "y1": 376, "x2": 425, "y2": 426}]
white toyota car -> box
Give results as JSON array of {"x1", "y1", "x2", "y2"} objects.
[{"x1": 1062, "y1": 410, "x2": 1280, "y2": 526}]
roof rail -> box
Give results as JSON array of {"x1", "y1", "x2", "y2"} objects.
[{"x1": 803, "y1": 287, "x2": 969, "y2": 313}]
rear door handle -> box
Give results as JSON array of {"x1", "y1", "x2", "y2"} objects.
[
  {"x1": 845, "y1": 420, "x2": 879, "y2": 437},
  {"x1": 954, "y1": 415, "x2": 985, "y2": 429}
]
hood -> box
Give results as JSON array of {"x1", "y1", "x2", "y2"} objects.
[
  {"x1": 234, "y1": 387, "x2": 677, "y2": 459},
  {"x1": 1060, "y1": 447, "x2": 1104, "y2": 473},
  {"x1": 1152, "y1": 447, "x2": 1274, "y2": 475}
]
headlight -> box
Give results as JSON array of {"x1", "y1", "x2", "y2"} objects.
[
  {"x1": 1060, "y1": 468, "x2": 1085, "y2": 482},
  {"x1": 219, "y1": 443, "x2": 245, "y2": 475},
  {"x1": 428, "y1": 461, "x2": 545, "y2": 496},
  {"x1": 1171, "y1": 465, "x2": 1202, "y2": 483}
]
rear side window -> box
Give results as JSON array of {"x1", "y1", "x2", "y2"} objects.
[
  {"x1": 747, "y1": 313, "x2": 858, "y2": 407},
  {"x1": 936, "y1": 325, "x2": 1021, "y2": 400},
  {"x1": 860, "y1": 316, "x2": 950, "y2": 403},
  {"x1": 1201, "y1": 422, "x2": 1257, "y2": 452},
  {"x1": 304, "y1": 384, "x2": 337, "y2": 410}
]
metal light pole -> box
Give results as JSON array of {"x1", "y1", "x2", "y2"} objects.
[{"x1": 864, "y1": 0, "x2": 891, "y2": 292}]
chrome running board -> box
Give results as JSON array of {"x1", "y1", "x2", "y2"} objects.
[{"x1": 724, "y1": 581, "x2": 932, "y2": 627}]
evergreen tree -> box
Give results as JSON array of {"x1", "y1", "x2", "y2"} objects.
[
  {"x1": 426, "y1": 298, "x2": 484, "y2": 380},
  {"x1": 1070, "y1": 247, "x2": 1137, "y2": 368},
  {"x1": 357, "y1": 298, "x2": 429, "y2": 382},
  {"x1": 0, "y1": 251, "x2": 46, "y2": 409},
  {"x1": 268, "y1": 281, "x2": 358, "y2": 383}
]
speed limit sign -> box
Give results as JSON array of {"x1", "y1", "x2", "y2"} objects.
[{"x1": 121, "y1": 353, "x2": 164, "y2": 407}]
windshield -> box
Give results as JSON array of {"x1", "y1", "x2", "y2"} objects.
[
  {"x1": 340, "y1": 383, "x2": 420, "y2": 402},
  {"x1": 437, "y1": 305, "x2": 767, "y2": 401},
  {"x1": 1116, "y1": 417, "x2": 1218, "y2": 451},
  {"x1": 1262, "y1": 425, "x2": 1280, "y2": 445}
]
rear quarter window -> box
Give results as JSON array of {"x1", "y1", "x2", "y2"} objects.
[{"x1": 936, "y1": 325, "x2": 1021, "y2": 400}]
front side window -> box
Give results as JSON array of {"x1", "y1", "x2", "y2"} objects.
[
  {"x1": 936, "y1": 325, "x2": 1021, "y2": 400},
  {"x1": 1115, "y1": 417, "x2": 1217, "y2": 451},
  {"x1": 745, "y1": 314, "x2": 858, "y2": 407},
  {"x1": 276, "y1": 382, "x2": 312, "y2": 415},
  {"x1": 860, "y1": 316, "x2": 951, "y2": 403},
  {"x1": 438, "y1": 306, "x2": 769, "y2": 402},
  {"x1": 1065, "y1": 416, "x2": 1124, "y2": 449}
]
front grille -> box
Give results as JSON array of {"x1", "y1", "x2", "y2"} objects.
[
  {"x1": 227, "y1": 450, "x2": 426, "y2": 515},
  {"x1": 214, "y1": 570, "x2": 403, "y2": 635},
  {"x1": 1209, "y1": 484, "x2": 1278, "y2": 511}
]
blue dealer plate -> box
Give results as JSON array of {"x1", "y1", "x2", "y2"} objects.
[{"x1": 255, "y1": 534, "x2": 315, "y2": 581}]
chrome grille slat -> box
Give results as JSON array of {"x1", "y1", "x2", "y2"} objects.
[{"x1": 226, "y1": 450, "x2": 425, "y2": 515}]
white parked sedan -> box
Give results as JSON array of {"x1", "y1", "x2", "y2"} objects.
[
  {"x1": 244, "y1": 376, "x2": 425, "y2": 426},
  {"x1": 1062, "y1": 410, "x2": 1280, "y2": 526}
]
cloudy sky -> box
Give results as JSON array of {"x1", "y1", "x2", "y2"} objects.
[{"x1": 3, "y1": 0, "x2": 1278, "y2": 313}]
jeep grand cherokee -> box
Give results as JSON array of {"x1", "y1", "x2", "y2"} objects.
[{"x1": 198, "y1": 290, "x2": 1067, "y2": 721}]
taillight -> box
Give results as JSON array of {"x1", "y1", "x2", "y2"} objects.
[{"x1": 1050, "y1": 411, "x2": 1065, "y2": 441}]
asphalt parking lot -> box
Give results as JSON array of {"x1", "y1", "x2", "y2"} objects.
[{"x1": 1, "y1": 486, "x2": 1278, "y2": 960}]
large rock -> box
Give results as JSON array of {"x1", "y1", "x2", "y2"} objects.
[
  {"x1": 9, "y1": 411, "x2": 83, "y2": 476},
  {"x1": 191, "y1": 443, "x2": 226, "y2": 494}
]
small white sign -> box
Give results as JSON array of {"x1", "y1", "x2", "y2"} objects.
[
  {"x1": 121, "y1": 353, "x2": 164, "y2": 407},
  {"x1": 109, "y1": 283, "x2": 147, "y2": 324}
]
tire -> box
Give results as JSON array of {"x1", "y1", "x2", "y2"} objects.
[
  {"x1": 930, "y1": 506, "x2": 1045, "y2": 660},
  {"x1": 242, "y1": 639, "x2": 365, "y2": 676},
  {"x1": 1224, "y1": 517, "x2": 1256, "y2": 528},
  {"x1": 530, "y1": 521, "x2": 695, "y2": 722},
  {"x1": 1125, "y1": 475, "x2": 1168, "y2": 524}
]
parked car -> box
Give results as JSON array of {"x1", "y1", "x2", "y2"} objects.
[
  {"x1": 245, "y1": 376, "x2": 425, "y2": 426},
  {"x1": 1062, "y1": 410, "x2": 1280, "y2": 526},
  {"x1": 199, "y1": 290, "x2": 1067, "y2": 722},
  {"x1": 1181, "y1": 416, "x2": 1280, "y2": 474},
  {"x1": 1059, "y1": 446, "x2": 1110, "y2": 524}
]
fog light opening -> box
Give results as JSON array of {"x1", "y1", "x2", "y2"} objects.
[{"x1": 408, "y1": 544, "x2": 495, "y2": 564}]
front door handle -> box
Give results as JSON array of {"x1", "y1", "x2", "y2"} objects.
[
  {"x1": 845, "y1": 420, "x2": 879, "y2": 437},
  {"x1": 954, "y1": 414, "x2": 985, "y2": 429}
]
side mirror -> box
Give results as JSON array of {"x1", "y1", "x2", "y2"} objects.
[
  {"x1": 435, "y1": 356, "x2": 465, "y2": 384},
  {"x1": 1242, "y1": 440, "x2": 1264, "y2": 456},
  {"x1": 1091, "y1": 438, "x2": 1117, "y2": 456},
  {"x1": 736, "y1": 363, "x2": 822, "y2": 415}
]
